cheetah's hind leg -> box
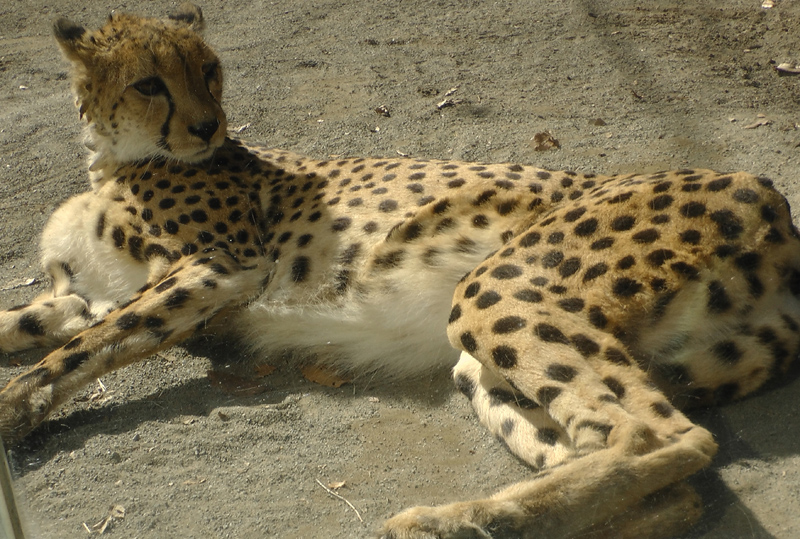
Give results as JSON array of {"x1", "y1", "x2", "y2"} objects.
[
  {"x1": 381, "y1": 324, "x2": 717, "y2": 539},
  {"x1": 449, "y1": 352, "x2": 703, "y2": 539}
]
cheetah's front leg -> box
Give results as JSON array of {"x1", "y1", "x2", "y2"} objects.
[{"x1": 0, "y1": 255, "x2": 267, "y2": 443}]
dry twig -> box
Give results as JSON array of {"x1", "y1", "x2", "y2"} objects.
[{"x1": 315, "y1": 478, "x2": 363, "y2": 522}]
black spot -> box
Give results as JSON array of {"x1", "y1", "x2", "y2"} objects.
[
  {"x1": 535, "y1": 323, "x2": 570, "y2": 345},
  {"x1": 608, "y1": 192, "x2": 634, "y2": 204},
  {"x1": 734, "y1": 252, "x2": 761, "y2": 272},
  {"x1": 492, "y1": 346, "x2": 518, "y2": 368},
  {"x1": 144, "y1": 316, "x2": 165, "y2": 329},
  {"x1": 616, "y1": 255, "x2": 635, "y2": 270},
  {"x1": 165, "y1": 288, "x2": 191, "y2": 309},
  {"x1": 583, "y1": 262, "x2": 608, "y2": 283},
  {"x1": 374, "y1": 250, "x2": 405, "y2": 269},
  {"x1": 448, "y1": 304, "x2": 462, "y2": 323},
  {"x1": 546, "y1": 364, "x2": 577, "y2": 382},
  {"x1": 680, "y1": 202, "x2": 706, "y2": 218},
  {"x1": 468, "y1": 214, "x2": 490, "y2": 229},
  {"x1": 645, "y1": 249, "x2": 674, "y2": 267},
  {"x1": 732, "y1": 188, "x2": 759, "y2": 204},
  {"x1": 513, "y1": 289, "x2": 543, "y2": 303},
  {"x1": 559, "y1": 258, "x2": 581, "y2": 278},
  {"x1": 491, "y1": 265, "x2": 523, "y2": 279},
  {"x1": 454, "y1": 373, "x2": 476, "y2": 400},
  {"x1": 476, "y1": 291, "x2": 502, "y2": 309},
  {"x1": 291, "y1": 256, "x2": 311, "y2": 282},
  {"x1": 651, "y1": 214, "x2": 670, "y2": 225},
  {"x1": 782, "y1": 271, "x2": 800, "y2": 302},
  {"x1": 378, "y1": 199, "x2": 398, "y2": 212},
  {"x1": 651, "y1": 402, "x2": 674, "y2": 418},
  {"x1": 536, "y1": 386, "x2": 562, "y2": 407},
  {"x1": 190, "y1": 209, "x2": 208, "y2": 223},
  {"x1": 612, "y1": 277, "x2": 642, "y2": 297},
  {"x1": 714, "y1": 383, "x2": 739, "y2": 404},
  {"x1": 712, "y1": 341, "x2": 742, "y2": 364},
  {"x1": 111, "y1": 227, "x2": 125, "y2": 249},
  {"x1": 19, "y1": 314, "x2": 45, "y2": 336},
  {"x1": 648, "y1": 194, "x2": 673, "y2": 211},
  {"x1": 588, "y1": 306, "x2": 607, "y2": 329},
  {"x1": 710, "y1": 210, "x2": 744, "y2": 239},
  {"x1": 541, "y1": 251, "x2": 564, "y2": 268},
  {"x1": 530, "y1": 276, "x2": 548, "y2": 287},
  {"x1": 707, "y1": 281, "x2": 732, "y2": 313},
  {"x1": 537, "y1": 428, "x2": 560, "y2": 445},
  {"x1": 705, "y1": 177, "x2": 731, "y2": 192},
  {"x1": 590, "y1": 237, "x2": 614, "y2": 250},
  {"x1": 64, "y1": 351, "x2": 90, "y2": 373},
  {"x1": 115, "y1": 312, "x2": 141, "y2": 330},
  {"x1": 518, "y1": 231, "x2": 541, "y2": 247},
  {"x1": 605, "y1": 347, "x2": 630, "y2": 365},
  {"x1": 493, "y1": 316, "x2": 527, "y2": 334},
  {"x1": 603, "y1": 377, "x2": 626, "y2": 399},
  {"x1": 557, "y1": 297, "x2": 584, "y2": 312},
  {"x1": 611, "y1": 216, "x2": 636, "y2": 231},
  {"x1": 473, "y1": 190, "x2": 496, "y2": 205},
  {"x1": 761, "y1": 204, "x2": 779, "y2": 223},
  {"x1": 565, "y1": 335, "x2": 598, "y2": 359},
  {"x1": 764, "y1": 227, "x2": 784, "y2": 243},
  {"x1": 574, "y1": 218, "x2": 598, "y2": 236},
  {"x1": 679, "y1": 229, "x2": 701, "y2": 244},
  {"x1": 670, "y1": 262, "x2": 700, "y2": 280},
  {"x1": 63, "y1": 336, "x2": 83, "y2": 350},
  {"x1": 632, "y1": 229, "x2": 659, "y2": 243},
  {"x1": 464, "y1": 282, "x2": 481, "y2": 298},
  {"x1": 460, "y1": 332, "x2": 478, "y2": 353},
  {"x1": 332, "y1": 217, "x2": 352, "y2": 232},
  {"x1": 501, "y1": 419, "x2": 516, "y2": 437},
  {"x1": 155, "y1": 277, "x2": 177, "y2": 293},
  {"x1": 158, "y1": 198, "x2": 176, "y2": 209},
  {"x1": 210, "y1": 263, "x2": 229, "y2": 275}
]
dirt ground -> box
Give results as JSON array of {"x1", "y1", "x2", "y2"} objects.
[{"x1": 1, "y1": 0, "x2": 800, "y2": 537}]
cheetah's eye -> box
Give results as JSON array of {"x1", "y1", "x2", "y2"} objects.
[{"x1": 132, "y1": 76, "x2": 167, "y2": 96}]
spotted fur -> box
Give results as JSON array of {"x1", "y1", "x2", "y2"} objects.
[{"x1": 2, "y1": 6, "x2": 800, "y2": 539}]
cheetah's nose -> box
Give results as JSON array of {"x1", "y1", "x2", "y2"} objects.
[{"x1": 188, "y1": 119, "x2": 220, "y2": 142}]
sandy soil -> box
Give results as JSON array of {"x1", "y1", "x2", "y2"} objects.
[{"x1": 1, "y1": 1, "x2": 800, "y2": 537}]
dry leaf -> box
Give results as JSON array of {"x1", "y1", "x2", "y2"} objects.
[
  {"x1": 328, "y1": 480, "x2": 346, "y2": 489},
  {"x1": 436, "y1": 97, "x2": 464, "y2": 109},
  {"x1": 217, "y1": 411, "x2": 230, "y2": 421},
  {"x1": 776, "y1": 62, "x2": 800, "y2": 74},
  {"x1": 89, "y1": 505, "x2": 125, "y2": 534},
  {"x1": 253, "y1": 363, "x2": 277, "y2": 378},
  {"x1": 589, "y1": 118, "x2": 606, "y2": 126},
  {"x1": 762, "y1": 0, "x2": 775, "y2": 8},
  {"x1": 532, "y1": 131, "x2": 561, "y2": 151},
  {"x1": 183, "y1": 478, "x2": 207, "y2": 485},
  {"x1": 744, "y1": 118, "x2": 772, "y2": 129},
  {"x1": 207, "y1": 370, "x2": 267, "y2": 396},
  {"x1": 367, "y1": 396, "x2": 380, "y2": 403},
  {"x1": 301, "y1": 365, "x2": 351, "y2": 388},
  {"x1": 374, "y1": 105, "x2": 391, "y2": 117}
]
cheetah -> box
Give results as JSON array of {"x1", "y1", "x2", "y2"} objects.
[{"x1": 1, "y1": 4, "x2": 799, "y2": 538}]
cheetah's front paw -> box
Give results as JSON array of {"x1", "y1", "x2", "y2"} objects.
[
  {"x1": 380, "y1": 506, "x2": 489, "y2": 539},
  {"x1": 380, "y1": 500, "x2": 524, "y2": 539}
]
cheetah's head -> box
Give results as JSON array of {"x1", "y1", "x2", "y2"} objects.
[{"x1": 54, "y1": 4, "x2": 227, "y2": 166}]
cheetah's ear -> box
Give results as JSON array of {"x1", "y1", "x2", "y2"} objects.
[
  {"x1": 168, "y1": 3, "x2": 205, "y2": 32},
  {"x1": 53, "y1": 18, "x2": 92, "y2": 64}
]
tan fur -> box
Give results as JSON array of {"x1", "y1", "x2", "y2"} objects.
[{"x1": 2, "y1": 6, "x2": 799, "y2": 538}]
